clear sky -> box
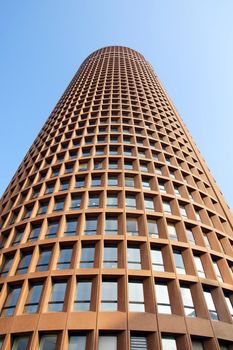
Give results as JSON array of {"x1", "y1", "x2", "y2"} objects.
[{"x1": 0, "y1": 0, "x2": 233, "y2": 209}]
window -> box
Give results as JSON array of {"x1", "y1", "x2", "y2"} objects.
[
  {"x1": 126, "y1": 217, "x2": 138, "y2": 236},
  {"x1": 180, "y1": 205, "x2": 188, "y2": 218},
  {"x1": 39, "y1": 335, "x2": 58, "y2": 350},
  {"x1": 186, "y1": 227, "x2": 195, "y2": 244},
  {"x1": 88, "y1": 194, "x2": 100, "y2": 208},
  {"x1": 28, "y1": 224, "x2": 41, "y2": 241},
  {"x1": 98, "y1": 335, "x2": 117, "y2": 350},
  {"x1": 69, "y1": 334, "x2": 86, "y2": 350},
  {"x1": 24, "y1": 282, "x2": 43, "y2": 313},
  {"x1": 180, "y1": 286, "x2": 196, "y2": 317},
  {"x1": 37, "y1": 201, "x2": 49, "y2": 215},
  {"x1": 213, "y1": 260, "x2": 223, "y2": 282},
  {"x1": 85, "y1": 217, "x2": 98, "y2": 235},
  {"x1": 224, "y1": 294, "x2": 233, "y2": 319},
  {"x1": 1, "y1": 285, "x2": 21, "y2": 316},
  {"x1": 74, "y1": 280, "x2": 92, "y2": 311},
  {"x1": 70, "y1": 195, "x2": 82, "y2": 209},
  {"x1": 94, "y1": 160, "x2": 103, "y2": 170},
  {"x1": 194, "y1": 256, "x2": 206, "y2": 278},
  {"x1": 60, "y1": 179, "x2": 69, "y2": 191},
  {"x1": 79, "y1": 162, "x2": 88, "y2": 172},
  {"x1": 147, "y1": 219, "x2": 158, "y2": 237},
  {"x1": 155, "y1": 282, "x2": 171, "y2": 314},
  {"x1": 191, "y1": 340, "x2": 204, "y2": 350},
  {"x1": 103, "y1": 245, "x2": 118, "y2": 268},
  {"x1": 75, "y1": 177, "x2": 85, "y2": 188},
  {"x1": 0, "y1": 255, "x2": 14, "y2": 277},
  {"x1": 124, "y1": 161, "x2": 133, "y2": 170},
  {"x1": 151, "y1": 248, "x2": 164, "y2": 271},
  {"x1": 162, "y1": 201, "x2": 172, "y2": 214},
  {"x1": 203, "y1": 290, "x2": 218, "y2": 320},
  {"x1": 108, "y1": 175, "x2": 118, "y2": 186},
  {"x1": 101, "y1": 280, "x2": 118, "y2": 310},
  {"x1": 105, "y1": 217, "x2": 118, "y2": 235},
  {"x1": 173, "y1": 250, "x2": 186, "y2": 274},
  {"x1": 144, "y1": 196, "x2": 154, "y2": 211},
  {"x1": 161, "y1": 336, "x2": 177, "y2": 350},
  {"x1": 106, "y1": 194, "x2": 118, "y2": 208},
  {"x1": 130, "y1": 335, "x2": 148, "y2": 350},
  {"x1": 16, "y1": 252, "x2": 32, "y2": 274},
  {"x1": 23, "y1": 205, "x2": 33, "y2": 219},
  {"x1": 158, "y1": 182, "x2": 166, "y2": 193},
  {"x1": 167, "y1": 223, "x2": 178, "y2": 240},
  {"x1": 46, "y1": 221, "x2": 59, "y2": 238},
  {"x1": 128, "y1": 281, "x2": 145, "y2": 311},
  {"x1": 12, "y1": 336, "x2": 30, "y2": 350},
  {"x1": 64, "y1": 218, "x2": 77, "y2": 236},
  {"x1": 92, "y1": 176, "x2": 101, "y2": 187},
  {"x1": 203, "y1": 233, "x2": 211, "y2": 248},
  {"x1": 48, "y1": 281, "x2": 67, "y2": 312},
  {"x1": 127, "y1": 246, "x2": 141, "y2": 269},
  {"x1": 54, "y1": 198, "x2": 65, "y2": 212},
  {"x1": 45, "y1": 183, "x2": 54, "y2": 194},
  {"x1": 109, "y1": 160, "x2": 118, "y2": 169},
  {"x1": 195, "y1": 210, "x2": 202, "y2": 222},
  {"x1": 12, "y1": 228, "x2": 24, "y2": 246},
  {"x1": 36, "y1": 249, "x2": 51, "y2": 272},
  {"x1": 142, "y1": 178, "x2": 151, "y2": 190},
  {"x1": 80, "y1": 245, "x2": 95, "y2": 268},
  {"x1": 57, "y1": 247, "x2": 72, "y2": 269},
  {"x1": 174, "y1": 185, "x2": 181, "y2": 197},
  {"x1": 125, "y1": 176, "x2": 134, "y2": 187},
  {"x1": 126, "y1": 195, "x2": 137, "y2": 209}
]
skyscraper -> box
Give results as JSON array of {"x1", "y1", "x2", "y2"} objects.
[{"x1": 0, "y1": 46, "x2": 232, "y2": 350}]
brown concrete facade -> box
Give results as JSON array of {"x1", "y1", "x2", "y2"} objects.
[{"x1": 0, "y1": 46, "x2": 232, "y2": 350}]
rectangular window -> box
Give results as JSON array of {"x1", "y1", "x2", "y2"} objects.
[
  {"x1": 151, "y1": 248, "x2": 164, "y2": 272},
  {"x1": 80, "y1": 245, "x2": 95, "y2": 268},
  {"x1": 173, "y1": 250, "x2": 186, "y2": 274},
  {"x1": 147, "y1": 219, "x2": 158, "y2": 237},
  {"x1": 191, "y1": 340, "x2": 204, "y2": 350},
  {"x1": 69, "y1": 334, "x2": 86, "y2": 350},
  {"x1": 105, "y1": 217, "x2": 118, "y2": 235},
  {"x1": 16, "y1": 252, "x2": 32, "y2": 274},
  {"x1": 28, "y1": 224, "x2": 41, "y2": 241},
  {"x1": 130, "y1": 335, "x2": 148, "y2": 350},
  {"x1": 88, "y1": 194, "x2": 100, "y2": 208},
  {"x1": 12, "y1": 336, "x2": 30, "y2": 350},
  {"x1": 1, "y1": 285, "x2": 21, "y2": 316},
  {"x1": 54, "y1": 198, "x2": 65, "y2": 212},
  {"x1": 128, "y1": 281, "x2": 145, "y2": 312},
  {"x1": 103, "y1": 245, "x2": 118, "y2": 268},
  {"x1": 85, "y1": 217, "x2": 98, "y2": 235},
  {"x1": 161, "y1": 336, "x2": 177, "y2": 350},
  {"x1": 213, "y1": 260, "x2": 223, "y2": 282},
  {"x1": 142, "y1": 178, "x2": 151, "y2": 190},
  {"x1": 64, "y1": 218, "x2": 77, "y2": 236},
  {"x1": 24, "y1": 282, "x2": 43, "y2": 313},
  {"x1": 37, "y1": 201, "x2": 49, "y2": 215},
  {"x1": 57, "y1": 247, "x2": 72, "y2": 270},
  {"x1": 125, "y1": 176, "x2": 134, "y2": 187},
  {"x1": 203, "y1": 290, "x2": 218, "y2": 320},
  {"x1": 144, "y1": 197, "x2": 154, "y2": 211},
  {"x1": 158, "y1": 182, "x2": 166, "y2": 193},
  {"x1": 155, "y1": 282, "x2": 171, "y2": 314},
  {"x1": 75, "y1": 177, "x2": 85, "y2": 188},
  {"x1": 186, "y1": 227, "x2": 195, "y2": 244},
  {"x1": 98, "y1": 336, "x2": 117, "y2": 350},
  {"x1": 60, "y1": 180, "x2": 69, "y2": 191},
  {"x1": 74, "y1": 280, "x2": 92, "y2": 311},
  {"x1": 180, "y1": 286, "x2": 196, "y2": 317},
  {"x1": 48, "y1": 281, "x2": 67, "y2": 312},
  {"x1": 180, "y1": 205, "x2": 187, "y2": 218},
  {"x1": 167, "y1": 223, "x2": 178, "y2": 241},
  {"x1": 194, "y1": 256, "x2": 206, "y2": 278},
  {"x1": 163, "y1": 201, "x2": 172, "y2": 214},
  {"x1": 92, "y1": 176, "x2": 101, "y2": 187},
  {"x1": 101, "y1": 280, "x2": 118, "y2": 311},
  {"x1": 127, "y1": 246, "x2": 141, "y2": 269},
  {"x1": 70, "y1": 195, "x2": 82, "y2": 209},
  {"x1": 36, "y1": 249, "x2": 51, "y2": 272},
  {"x1": 40, "y1": 335, "x2": 58, "y2": 350},
  {"x1": 126, "y1": 217, "x2": 138, "y2": 236},
  {"x1": 46, "y1": 221, "x2": 59, "y2": 239},
  {"x1": 108, "y1": 176, "x2": 118, "y2": 186},
  {"x1": 126, "y1": 195, "x2": 137, "y2": 208},
  {"x1": 0, "y1": 255, "x2": 14, "y2": 277},
  {"x1": 224, "y1": 294, "x2": 233, "y2": 319},
  {"x1": 12, "y1": 228, "x2": 24, "y2": 246},
  {"x1": 106, "y1": 194, "x2": 118, "y2": 208}
]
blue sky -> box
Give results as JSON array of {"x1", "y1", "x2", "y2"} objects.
[{"x1": 0, "y1": 0, "x2": 233, "y2": 209}]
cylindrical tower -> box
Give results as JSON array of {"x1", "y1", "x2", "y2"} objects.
[{"x1": 0, "y1": 46, "x2": 232, "y2": 350}]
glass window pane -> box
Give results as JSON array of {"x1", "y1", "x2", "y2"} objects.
[
  {"x1": 162, "y1": 336, "x2": 177, "y2": 350},
  {"x1": 1, "y1": 286, "x2": 21, "y2": 316},
  {"x1": 128, "y1": 281, "x2": 144, "y2": 312},
  {"x1": 12, "y1": 336, "x2": 30, "y2": 350},
  {"x1": 98, "y1": 336, "x2": 117, "y2": 350},
  {"x1": 127, "y1": 246, "x2": 141, "y2": 269},
  {"x1": 24, "y1": 283, "x2": 43, "y2": 313},
  {"x1": 69, "y1": 335, "x2": 86, "y2": 350},
  {"x1": 48, "y1": 282, "x2": 67, "y2": 312},
  {"x1": 147, "y1": 220, "x2": 158, "y2": 237},
  {"x1": 36, "y1": 250, "x2": 51, "y2": 272},
  {"x1": 151, "y1": 248, "x2": 164, "y2": 271},
  {"x1": 105, "y1": 217, "x2": 118, "y2": 235},
  {"x1": 126, "y1": 218, "x2": 138, "y2": 236},
  {"x1": 57, "y1": 247, "x2": 72, "y2": 270},
  {"x1": 155, "y1": 283, "x2": 171, "y2": 314},
  {"x1": 80, "y1": 246, "x2": 95, "y2": 268},
  {"x1": 40, "y1": 335, "x2": 57, "y2": 350},
  {"x1": 173, "y1": 250, "x2": 185, "y2": 274},
  {"x1": 103, "y1": 246, "x2": 118, "y2": 268},
  {"x1": 101, "y1": 281, "x2": 118, "y2": 311},
  {"x1": 180, "y1": 286, "x2": 196, "y2": 317},
  {"x1": 85, "y1": 218, "x2": 97, "y2": 235},
  {"x1": 74, "y1": 281, "x2": 92, "y2": 311},
  {"x1": 130, "y1": 335, "x2": 148, "y2": 350}
]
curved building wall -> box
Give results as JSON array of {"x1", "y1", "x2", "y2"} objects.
[{"x1": 0, "y1": 46, "x2": 232, "y2": 350}]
